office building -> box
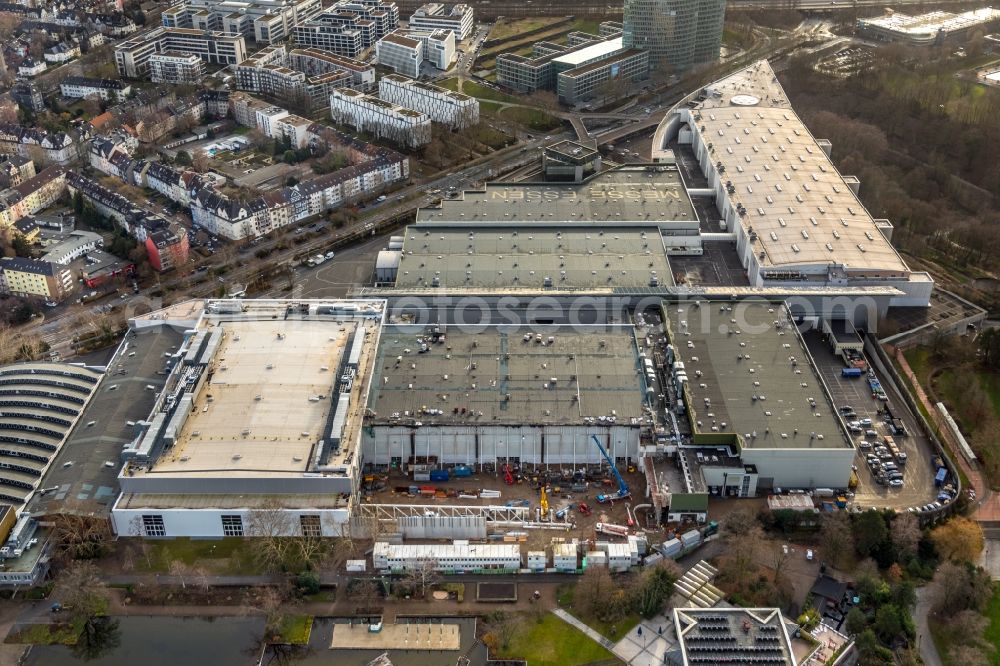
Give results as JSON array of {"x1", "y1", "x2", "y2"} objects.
[
  {"x1": 557, "y1": 48, "x2": 648, "y2": 104},
  {"x1": 496, "y1": 29, "x2": 630, "y2": 94},
  {"x1": 330, "y1": 88, "x2": 432, "y2": 148},
  {"x1": 59, "y1": 76, "x2": 132, "y2": 101},
  {"x1": 407, "y1": 3, "x2": 473, "y2": 40},
  {"x1": 149, "y1": 52, "x2": 205, "y2": 84},
  {"x1": 375, "y1": 32, "x2": 423, "y2": 78},
  {"x1": 114, "y1": 27, "x2": 248, "y2": 78},
  {"x1": 378, "y1": 74, "x2": 478, "y2": 129},
  {"x1": 652, "y1": 60, "x2": 934, "y2": 305},
  {"x1": 623, "y1": 0, "x2": 725, "y2": 71}
]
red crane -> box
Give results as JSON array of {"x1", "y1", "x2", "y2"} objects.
[{"x1": 502, "y1": 464, "x2": 514, "y2": 485}]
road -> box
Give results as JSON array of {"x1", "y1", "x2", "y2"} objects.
[{"x1": 915, "y1": 587, "x2": 944, "y2": 666}]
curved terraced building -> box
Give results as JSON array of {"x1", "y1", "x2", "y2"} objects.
[{"x1": 0, "y1": 362, "x2": 101, "y2": 507}]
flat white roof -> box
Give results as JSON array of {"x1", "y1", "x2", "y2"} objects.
[
  {"x1": 688, "y1": 61, "x2": 909, "y2": 273},
  {"x1": 553, "y1": 37, "x2": 622, "y2": 67},
  {"x1": 150, "y1": 319, "x2": 355, "y2": 477},
  {"x1": 859, "y1": 8, "x2": 1000, "y2": 36}
]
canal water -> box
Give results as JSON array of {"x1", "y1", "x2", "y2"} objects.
[{"x1": 24, "y1": 615, "x2": 487, "y2": 665}]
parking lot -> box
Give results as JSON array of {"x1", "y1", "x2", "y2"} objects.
[{"x1": 803, "y1": 331, "x2": 941, "y2": 511}]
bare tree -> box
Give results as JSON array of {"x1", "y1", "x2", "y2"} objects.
[
  {"x1": 168, "y1": 560, "x2": 191, "y2": 589},
  {"x1": 890, "y1": 512, "x2": 921, "y2": 560},
  {"x1": 491, "y1": 611, "x2": 520, "y2": 650},
  {"x1": 55, "y1": 561, "x2": 110, "y2": 626},
  {"x1": 51, "y1": 509, "x2": 112, "y2": 562},
  {"x1": 576, "y1": 564, "x2": 615, "y2": 618},
  {"x1": 719, "y1": 508, "x2": 764, "y2": 589},
  {"x1": 403, "y1": 558, "x2": 439, "y2": 599},
  {"x1": 819, "y1": 510, "x2": 854, "y2": 569},
  {"x1": 246, "y1": 500, "x2": 297, "y2": 572}
]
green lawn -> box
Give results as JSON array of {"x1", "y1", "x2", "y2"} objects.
[
  {"x1": 130, "y1": 538, "x2": 261, "y2": 575},
  {"x1": 555, "y1": 582, "x2": 641, "y2": 643},
  {"x1": 487, "y1": 17, "x2": 565, "y2": 42},
  {"x1": 497, "y1": 614, "x2": 617, "y2": 666},
  {"x1": 5, "y1": 623, "x2": 80, "y2": 645},
  {"x1": 461, "y1": 80, "x2": 520, "y2": 104},
  {"x1": 986, "y1": 584, "x2": 1000, "y2": 666},
  {"x1": 568, "y1": 18, "x2": 602, "y2": 34},
  {"x1": 276, "y1": 615, "x2": 313, "y2": 644},
  {"x1": 499, "y1": 107, "x2": 563, "y2": 132}
]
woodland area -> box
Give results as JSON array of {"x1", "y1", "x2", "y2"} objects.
[{"x1": 780, "y1": 47, "x2": 1000, "y2": 313}]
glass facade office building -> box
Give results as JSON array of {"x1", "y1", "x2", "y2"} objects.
[{"x1": 622, "y1": 0, "x2": 725, "y2": 72}]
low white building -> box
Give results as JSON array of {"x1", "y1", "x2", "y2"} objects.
[
  {"x1": 330, "y1": 88, "x2": 432, "y2": 148},
  {"x1": 375, "y1": 31, "x2": 423, "y2": 78},
  {"x1": 254, "y1": 105, "x2": 290, "y2": 138},
  {"x1": 39, "y1": 230, "x2": 103, "y2": 264},
  {"x1": 373, "y1": 540, "x2": 521, "y2": 572},
  {"x1": 17, "y1": 58, "x2": 47, "y2": 77},
  {"x1": 379, "y1": 74, "x2": 478, "y2": 129},
  {"x1": 407, "y1": 3, "x2": 473, "y2": 40},
  {"x1": 60, "y1": 76, "x2": 132, "y2": 101}
]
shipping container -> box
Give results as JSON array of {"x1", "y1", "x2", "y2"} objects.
[
  {"x1": 842, "y1": 367, "x2": 863, "y2": 378},
  {"x1": 430, "y1": 469, "x2": 450, "y2": 482},
  {"x1": 452, "y1": 465, "x2": 473, "y2": 477}
]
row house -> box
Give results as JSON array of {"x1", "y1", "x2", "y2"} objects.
[{"x1": 0, "y1": 124, "x2": 77, "y2": 165}]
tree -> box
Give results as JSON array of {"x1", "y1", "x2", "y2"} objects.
[
  {"x1": 55, "y1": 561, "x2": 110, "y2": 627},
  {"x1": 351, "y1": 578, "x2": 381, "y2": 612},
  {"x1": 246, "y1": 499, "x2": 297, "y2": 572},
  {"x1": 929, "y1": 561, "x2": 993, "y2": 615},
  {"x1": 845, "y1": 607, "x2": 867, "y2": 636},
  {"x1": 872, "y1": 604, "x2": 904, "y2": 643},
  {"x1": 719, "y1": 507, "x2": 764, "y2": 590},
  {"x1": 931, "y1": 517, "x2": 984, "y2": 563},
  {"x1": 490, "y1": 610, "x2": 519, "y2": 650},
  {"x1": 576, "y1": 564, "x2": 615, "y2": 619},
  {"x1": 853, "y1": 510, "x2": 889, "y2": 558},
  {"x1": 51, "y1": 510, "x2": 112, "y2": 561},
  {"x1": 947, "y1": 644, "x2": 992, "y2": 666},
  {"x1": 403, "y1": 558, "x2": 439, "y2": 599},
  {"x1": 890, "y1": 512, "x2": 921, "y2": 561},
  {"x1": 818, "y1": 510, "x2": 854, "y2": 569},
  {"x1": 633, "y1": 560, "x2": 679, "y2": 617},
  {"x1": 71, "y1": 616, "x2": 121, "y2": 661},
  {"x1": 175, "y1": 150, "x2": 192, "y2": 166}
]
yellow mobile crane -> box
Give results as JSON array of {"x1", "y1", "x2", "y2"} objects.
[{"x1": 540, "y1": 485, "x2": 549, "y2": 515}]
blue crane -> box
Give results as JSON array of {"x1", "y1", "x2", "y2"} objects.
[{"x1": 592, "y1": 434, "x2": 630, "y2": 504}]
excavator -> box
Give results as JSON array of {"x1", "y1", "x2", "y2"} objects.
[{"x1": 592, "y1": 434, "x2": 631, "y2": 504}]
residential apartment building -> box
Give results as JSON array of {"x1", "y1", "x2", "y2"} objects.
[
  {"x1": 0, "y1": 165, "x2": 68, "y2": 231},
  {"x1": 289, "y1": 48, "x2": 375, "y2": 89},
  {"x1": 162, "y1": 0, "x2": 323, "y2": 44},
  {"x1": 407, "y1": 3, "x2": 472, "y2": 40},
  {"x1": 396, "y1": 28, "x2": 454, "y2": 70},
  {"x1": 379, "y1": 74, "x2": 478, "y2": 129},
  {"x1": 0, "y1": 156, "x2": 35, "y2": 188},
  {"x1": 622, "y1": 0, "x2": 724, "y2": 71},
  {"x1": 114, "y1": 27, "x2": 247, "y2": 78},
  {"x1": 145, "y1": 227, "x2": 189, "y2": 272},
  {"x1": 375, "y1": 32, "x2": 423, "y2": 78},
  {"x1": 556, "y1": 48, "x2": 649, "y2": 104},
  {"x1": 0, "y1": 257, "x2": 73, "y2": 302},
  {"x1": 0, "y1": 125, "x2": 76, "y2": 165},
  {"x1": 149, "y1": 52, "x2": 204, "y2": 84},
  {"x1": 66, "y1": 172, "x2": 173, "y2": 242},
  {"x1": 235, "y1": 45, "x2": 359, "y2": 112},
  {"x1": 330, "y1": 88, "x2": 432, "y2": 148},
  {"x1": 60, "y1": 76, "x2": 132, "y2": 101},
  {"x1": 17, "y1": 58, "x2": 47, "y2": 77},
  {"x1": 43, "y1": 43, "x2": 80, "y2": 64}
]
